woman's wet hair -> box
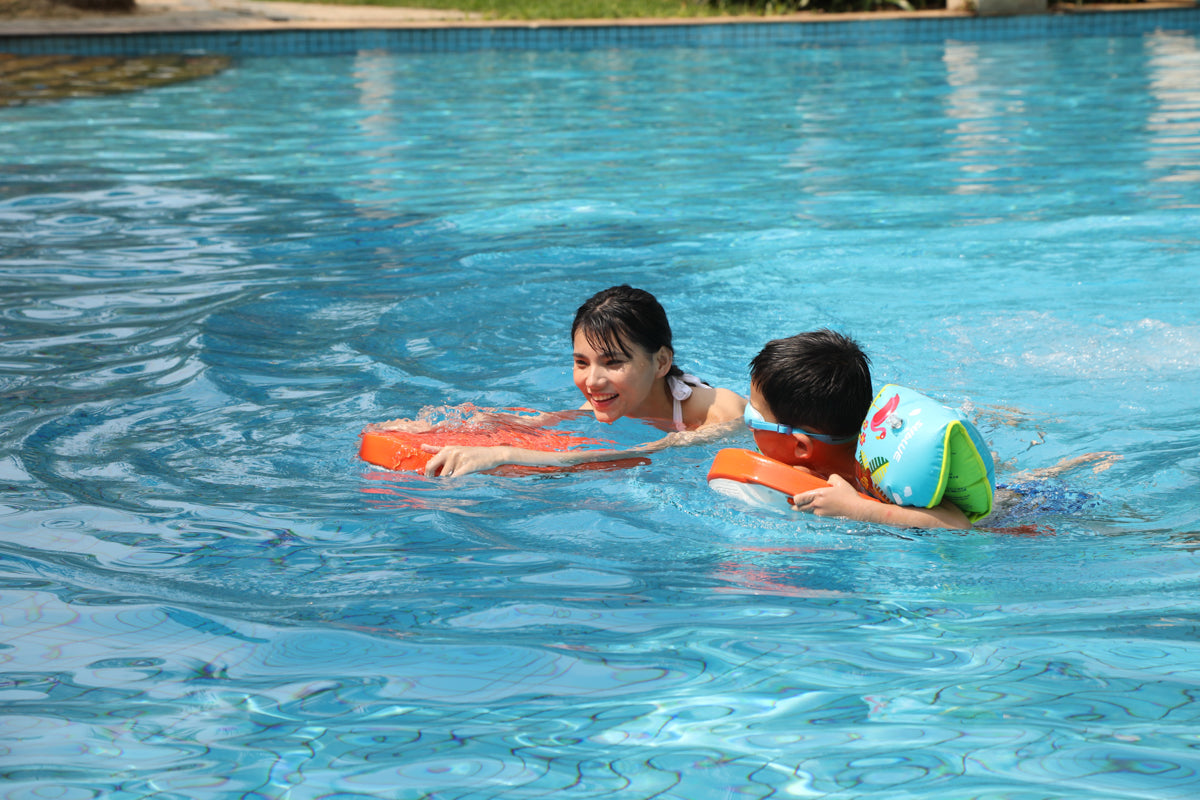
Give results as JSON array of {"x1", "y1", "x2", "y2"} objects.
[
  {"x1": 572, "y1": 285, "x2": 683, "y2": 378},
  {"x1": 749, "y1": 329, "x2": 873, "y2": 438}
]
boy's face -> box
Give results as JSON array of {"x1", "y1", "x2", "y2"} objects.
[{"x1": 748, "y1": 384, "x2": 803, "y2": 466}]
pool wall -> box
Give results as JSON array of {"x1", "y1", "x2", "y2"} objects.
[{"x1": 2, "y1": 6, "x2": 1199, "y2": 56}]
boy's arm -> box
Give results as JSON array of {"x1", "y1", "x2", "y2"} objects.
[{"x1": 793, "y1": 474, "x2": 971, "y2": 530}]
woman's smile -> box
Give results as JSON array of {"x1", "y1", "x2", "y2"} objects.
[{"x1": 572, "y1": 330, "x2": 667, "y2": 423}]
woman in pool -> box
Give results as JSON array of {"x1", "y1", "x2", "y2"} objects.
[{"x1": 422, "y1": 285, "x2": 746, "y2": 477}]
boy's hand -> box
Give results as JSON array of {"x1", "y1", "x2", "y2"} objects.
[
  {"x1": 792, "y1": 473, "x2": 863, "y2": 518},
  {"x1": 793, "y1": 474, "x2": 971, "y2": 530}
]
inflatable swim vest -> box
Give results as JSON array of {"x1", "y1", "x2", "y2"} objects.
[
  {"x1": 707, "y1": 448, "x2": 876, "y2": 512},
  {"x1": 359, "y1": 407, "x2": 650, "y2": 474},
  {"x1": 855, "y1": 384, "x2": 994, "y2": 522}
]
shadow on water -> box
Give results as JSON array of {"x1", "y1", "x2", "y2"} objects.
[{"x1": 0, "y1": 53, "x2": 232, "y2": 106}]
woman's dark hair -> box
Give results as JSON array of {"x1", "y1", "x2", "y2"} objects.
[
  {"x1": 571, "y1": 285, "x2": 683, "y2": 378},
  {"x1": 749, "y1": 329, "x2": 873, "y2": 437}
]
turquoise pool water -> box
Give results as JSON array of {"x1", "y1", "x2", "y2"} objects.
[{"x1": 3, "y1": 25, "x2": 1200, "y2": 798}]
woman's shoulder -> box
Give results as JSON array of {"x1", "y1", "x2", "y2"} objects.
[
  {"x1": 686, "y1": 383, "x2": 746, "y2": 427},
  {"x1": 710, "y1": 386, "x2": 748, "y2": 423}
]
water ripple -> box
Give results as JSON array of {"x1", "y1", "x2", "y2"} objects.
[{"x1": 4, "y1": 34, "x2": 1200, "y2": 800}]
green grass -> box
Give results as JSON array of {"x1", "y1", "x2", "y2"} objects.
[
  {"x1": 415, "y1": 0, "x2": 747, "y2": 16},
  {"x1": 271, "y1": 0, "x2": 1161, "y2": 20}
]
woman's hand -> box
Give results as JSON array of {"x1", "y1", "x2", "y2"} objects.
[
  {"x1": 422, "y1": 442, "x2": 640, "y2": 477},
  {"x1": 791, "y1": 473, "x2": 863, "y2": 518},
  {"x1": 423, "y1": 446, "x2": 515, "y2": 477}
]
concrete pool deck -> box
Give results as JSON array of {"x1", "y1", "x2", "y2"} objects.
[{"x1": 3, "y1": 0, "x2": 1194, "y2": 36}]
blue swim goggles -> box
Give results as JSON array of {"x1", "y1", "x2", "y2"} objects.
[{"x1": 743, "y1": 403, "x2": 857, "y2": 445}]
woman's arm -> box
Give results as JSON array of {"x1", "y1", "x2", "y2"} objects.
[
  {"x1": 421, "y1": 387, "x2": 746, "y2": 477},
  {"x1": 635, "y1": 417, "x2": 747, "y2": 451},
  {"x1": 423, "y1": 415, "x2": 747, "y2": 477},
  {"x1": 424, "y1": 443, "x2": 652, "y2": 477}
]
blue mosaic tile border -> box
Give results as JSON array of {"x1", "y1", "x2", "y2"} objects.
[{"x1": 2, "y1": 7, "x2": 1198, "y2": 57}]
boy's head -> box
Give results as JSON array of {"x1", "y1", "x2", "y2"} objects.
[{"x1": 748, "y1": 330, "x2": 873, "y2": 465}]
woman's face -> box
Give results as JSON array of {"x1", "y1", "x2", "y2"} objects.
[{"x1": 572, "y1": 329, "x2": 670, "y2": 423}]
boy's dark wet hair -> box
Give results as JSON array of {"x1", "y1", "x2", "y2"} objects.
[
  {"x1": 572, "y1": 285, "x2": 684, "y2": 379},
  {"x1": 749, "y1": 330, "x2": 873, "y2": 438}
]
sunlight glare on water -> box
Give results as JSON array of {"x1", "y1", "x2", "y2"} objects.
[{"x1": 3, "y1": 25, "x2": 1200, "y2": 799}]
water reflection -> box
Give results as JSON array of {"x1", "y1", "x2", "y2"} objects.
[
  {"x1": 941, "y1": 41, "x2": 1028, "y2": 196},
  {"x1": 1144, "y1": 31, "x2": 1200, "y2": 204}
]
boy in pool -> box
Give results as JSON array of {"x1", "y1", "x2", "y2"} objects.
[{"x1": 747, "y1": 330, "x2": 971, "y2": 530}]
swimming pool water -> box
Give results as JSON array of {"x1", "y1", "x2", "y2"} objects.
[{"x1": 3, "y1": 25, "x2": 1200, "y2": 799}]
